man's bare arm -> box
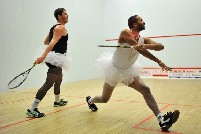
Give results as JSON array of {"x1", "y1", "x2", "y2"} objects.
[
  {"x1": 135, "y1": 37, "x2": 164, "y2": 51},
  {"x1": 44, "y1": 33, "x2": 50, "y2": 45},
  {"x1": 137, "y1": 49, "x2": 171, "y2": 71}
]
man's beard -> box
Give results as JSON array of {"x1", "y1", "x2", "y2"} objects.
[{"x1": 138, "y1": 25, "x2": 145, "y2": 31}]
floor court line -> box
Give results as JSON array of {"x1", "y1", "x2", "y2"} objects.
[
  {"x1": 0, "y1": 118, "x2": 36, "y2": 129},
  {"x1": 0, "y1": 97, "x2": 32, "y2": 105},
  {"x1": 1, "y1": 92, "x2": 201, "y2": 108},
  {"x1": 132, "y1": 104, "x2": 171, "y2": 128},
  {"x1": 47, "y1": 103, "x2": 85, "y2": 115},
  {"x1": 0, "y1": 103, "x2": 85, "y2": 129},
  {"x1": 1, "y1": 92, "x2": 198, "y2": 133},
  {"x1": 132, "y1": 104, "x2": 182, "y2": 134},
  {"x1": 64, "y1": 96, "x2": 201, "y2": 108}
]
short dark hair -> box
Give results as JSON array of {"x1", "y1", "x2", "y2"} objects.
[
  {"x1": 128, "y1": 15, "x2": 138, "y2": 29},
  {"x1": 54, "y1": 8, "x2": 66, "y2": 20}
]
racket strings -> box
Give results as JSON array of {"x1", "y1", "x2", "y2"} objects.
[
  {"x1": 7, "y1": 64, "x2": 36, "y2": 89},
  {"x1": 8, "y1": 72, "x2": 29, "y2": 89}
]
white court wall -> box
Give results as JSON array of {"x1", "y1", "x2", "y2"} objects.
[
  {"x1": 102, "y1": 0, "x2": 201, "y2": 67},
  {"x1": 0, "y1": 0, "x2": 105, "y2": 91},
  {"x1": 0, "y1": 0, "x2": 200, "y2": 91}
]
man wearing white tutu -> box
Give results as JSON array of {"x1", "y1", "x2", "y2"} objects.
[
  {"x1": 26, "y1": 8, "x2": 69, "y2": 118},
  {"x1": 86, "y1": 15, "x2": 180, "y2": 131}
]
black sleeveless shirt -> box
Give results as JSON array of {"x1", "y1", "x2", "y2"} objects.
[
  {"x1": 49, "y1": 24, "x2": 68, "y2": 54},
  {"x1": 46, "y1": 24, "x2": 68, "y2": 68}
]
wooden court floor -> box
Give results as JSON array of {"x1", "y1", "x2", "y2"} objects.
[{"x1": 0, "y1": 78, "x2": 201, "y2": 134}]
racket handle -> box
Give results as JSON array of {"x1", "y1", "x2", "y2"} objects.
[{"x1": 33, "y1": 61, "x2": 38, "y2": 65}]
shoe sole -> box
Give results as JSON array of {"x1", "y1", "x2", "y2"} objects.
[
  {"x1": 89, "y1": 106, "x2": 98, "y2": 112},
  {"x1": 26, "y1": 113, "x2": 46, "y2": 118},
  {"x1": 54, "y1": 101, "x2": 68, "y2": 107},
  {"x1": 87, "y1": 103, "x2": 98, "y2": 111},
  {"x1": 27, "y1": 114, "x2": 34, "y2": 118},
  {"x1": 172, "y1": 110, "x2": 180, "y2": 124},
  {"x1": 54, "y1": 103, "x2": 67, "y2": 107}
]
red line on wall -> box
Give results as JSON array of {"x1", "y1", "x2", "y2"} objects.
[
  {"x1": 153, "y1": 74, "x2": 168, "y2": 76},
  {"x1": 105, "y1": 33, "x2": 201, "y2": 41},
  {"x1": 143, "y1": 67, "x2": 201, "y2": 69}
]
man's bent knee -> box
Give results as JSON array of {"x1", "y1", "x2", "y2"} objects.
[
  {"x1": 141, "y1": 86, "x2": 151, "y2": 96},
  {"x1": 101, "y1": 98, "x2": 110, "y2": 103}
]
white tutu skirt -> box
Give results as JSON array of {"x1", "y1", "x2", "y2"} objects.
[
  {"x1": 44, "y1": 51, "x2": 71, "y2": 71},
  {"x1": 94, "y1": 52, "x2": 141, "y2": 87},
  {"x1": 35, "y1": 46, "x2": 71, "y2": 71}
]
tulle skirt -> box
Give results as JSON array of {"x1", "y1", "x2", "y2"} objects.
[
  {"x1": 44, "y1": 51, "x2": 71, "y2": 71},
  {"x1": 94, "y1": 52, "x2": 141, "y2": 87},
  {"x1": 35, "y1": 46, "x2": 71, "y2": 71}
]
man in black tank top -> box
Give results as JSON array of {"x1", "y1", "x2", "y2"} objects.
[{"x1": 26, "y1": 8, "x2": 69, "y2": 118}]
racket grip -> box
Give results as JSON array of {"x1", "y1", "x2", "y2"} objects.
[{"x1": 34, "y1": 61, "x2": 38, "y2": 65}]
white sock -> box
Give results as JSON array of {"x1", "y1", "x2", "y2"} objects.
[
  {"x1": 156, "y1": 113, "x2": 164, "y2": 122},
  {"x1": 88, "y1": 98, "x2": 93, "y2": 104},
  {"x1": 29, "y1": 99, "x2": 41, "y2": 111},
  {"x1": 55, "y1": 95, "x2": 61, "y2": 103}
]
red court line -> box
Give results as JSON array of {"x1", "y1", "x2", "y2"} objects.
[
  {"x1": 171, "y1": 104, "x2": 201, "y2": 108},
  {"x1": 0, "y1": 103, "x2": 85, "y2": 129},
  {"x1": 0, "y1": 118, "x2": 36, "y2": 129},
  {"x1": 63, "y1": 96, "x2": 201, "y2": 108},
  {"x1": 105, "y1": 33, "x2": 201, "y2": 41},
  {"x1": 0, "y1": 97, "x2": 32, "y2": 105},
  {"x1": 1, "y1": 93, "x2": 199, "y2": 132},
  {"x1": 2, "y1": 91, "x2": 201, "y2": 108},
  {"x1": 47, "y1": 103, "x2": 85, "y2": 115},
  {"x1": 132, "y1": 104, "x2": 183, "y2": 134},
  {"x1": 132, "y1": 104, "x2": 171, "y2": 128},
  {"x1": 110, "y1": 98, "x2": 201, "y2": 108},
  {"x1": 2, "y1": 92, "x2": 201, "y2": 108}
]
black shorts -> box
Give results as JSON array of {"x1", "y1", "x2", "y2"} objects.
[{"x1": 46, "y1": 63, "x2": 62, "y2": 75}]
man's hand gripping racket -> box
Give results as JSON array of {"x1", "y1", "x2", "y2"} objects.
[{"x1": 158, "y1": 61, "x2": 173, "y2": 71}]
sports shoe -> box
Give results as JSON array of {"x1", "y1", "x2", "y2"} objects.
[
  {"x1": 159, "y1": 110, "x2": 180, "y2": 131},
  {"x1": 26, "y1": 108, "x2": 46, "y2": 118},
  {"x1": 86, "y1": 96, "x2": 98, "y2": 112},
  {"x1": 54, "y1": 99, "x2": 68, "y2": 107}
]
